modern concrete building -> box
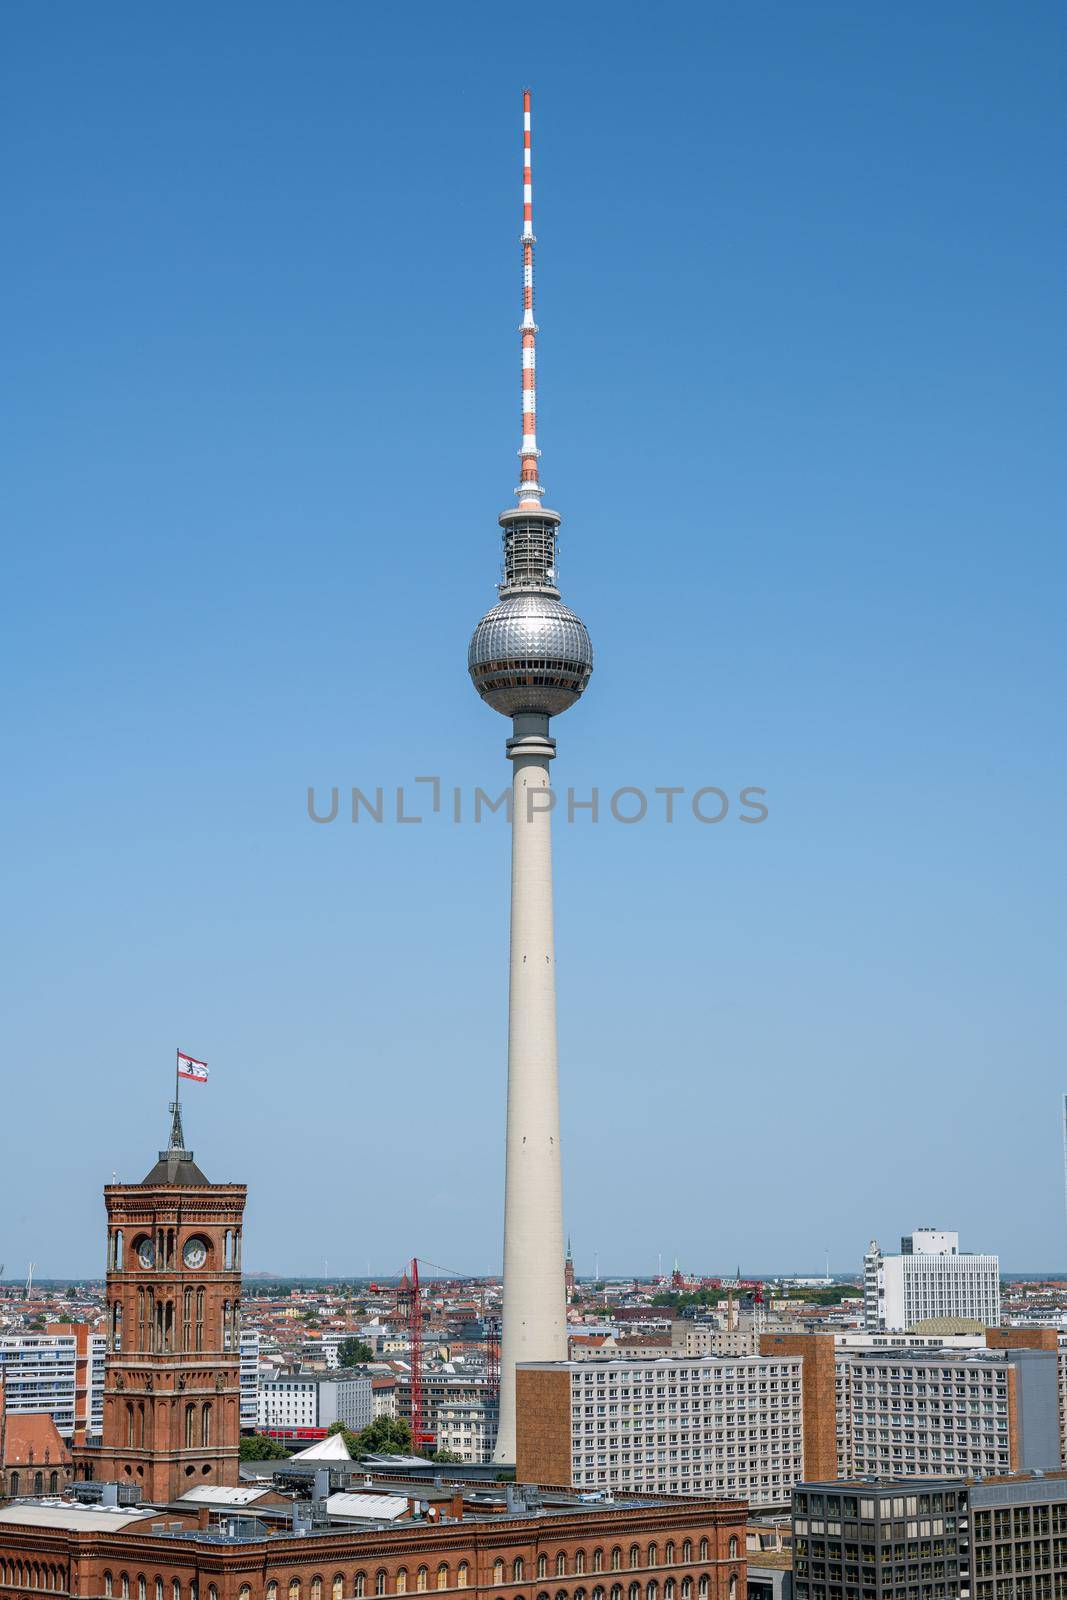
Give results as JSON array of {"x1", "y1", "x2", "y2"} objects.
[
  {"x1": 467, "y1": 91, "x2": 593, "y2": 1464},
  {"x1": 863, "y1": 1231, "x2": 1000, "y2": 1331},
  {"x1": 842, "y1": 1346, "x2": 1058, "y2": 1478},
  {"x1": 257, "y1": 1371, "x2": 372, "y2": 1443},
  {"x1": 515, "y1": 1353, "x2": 805, "y2": 1506},
  {"x1": 793, "y1": 1472, "x2": 1067, "y2": 1600},
  {"x1": 239, "y1": 1329, "x2": 260, "y2": 1431},
  {"x1": 967, "y1": 1472, "x2": 1067, "y2": 1600},
  {"x1": 767, "y1": 1330, "x2": 1066, "y2": 1480},
  {"x1": 396, "y1": 1372, "x2": 497, "y2": 1449},
  {"x1": 434, "y1": 1397, "x2": 500, "y2": 1464},
  {"x1": 0, "y1": 1325, "x2": 104, "y2": 1444},
  {"x1": 675, "y1": 1323, "x2": 761, "y2": 1359},
  {"x1": 792, "y1": 1478, "x2": 968, "y2": 1600}
]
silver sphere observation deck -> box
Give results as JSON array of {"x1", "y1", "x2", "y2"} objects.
[{"x1": 468, "y1": 506, "x2": 593, "y2": 719}]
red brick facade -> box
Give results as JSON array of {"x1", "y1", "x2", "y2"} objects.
[
  {"x1": 86, "y1": 1164, "x2": 246, "y2": 1503},
  {"x1": 0, "y1": 1499, "x2": 747, "y2": 1600}
]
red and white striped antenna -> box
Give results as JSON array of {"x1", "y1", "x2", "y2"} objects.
[{"x1": 517, "y1": 88, "x2": 544, "y2": 509}]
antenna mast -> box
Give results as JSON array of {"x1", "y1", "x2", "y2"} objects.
[{"x1": 517, "y1": 89, "x2": 543, "y2": 509}]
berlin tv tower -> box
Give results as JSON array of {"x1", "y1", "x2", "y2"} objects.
[{"x1": 468, "y1": 90, "x2": 593, "y2": 1463}]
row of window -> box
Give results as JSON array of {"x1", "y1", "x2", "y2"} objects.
[
  {"x1": 91, "y1": 1557, "x2": 734, "y2": 1600},
  {"x1": 493, "y1": 1541, "x2": 728, "y2": 1578},
  {"x1": 574, "y1": 1372, "x2": 796, "y2": 1387},
  {"x1": 0, "y1": 1559, "x2": 67, "y2": 1590},
  {"x1": 3, "y1": 1469, "x2": 64, "y2": 1497}
]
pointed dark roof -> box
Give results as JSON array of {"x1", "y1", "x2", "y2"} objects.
[
  {"x1": 140, "y1": 1099, "x2": 210, "y2": 1186},
  {"x1": 141, "y1": 1149, "x2": 211, "y2": 1187}
]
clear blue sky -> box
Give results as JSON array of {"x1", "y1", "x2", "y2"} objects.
[{"x1": 3, "y1": 2, "x2": 1065, "y2": 1279}]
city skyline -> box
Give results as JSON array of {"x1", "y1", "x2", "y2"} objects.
[{"x1": 4, "y1": 2, "x2": 1065, "y2": 1276}]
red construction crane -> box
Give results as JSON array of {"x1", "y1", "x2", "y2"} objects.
[{"x1": 397, "y1": 1259, "x2": 435, "y2": 1453}]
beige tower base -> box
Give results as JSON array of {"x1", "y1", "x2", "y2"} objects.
[{"x1": 493, "y1": 712, "x2": 568, "y2": 1463}]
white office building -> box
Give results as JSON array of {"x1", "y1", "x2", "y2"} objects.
[
  {"x1": 864, "y1": 1230, "x2": 1000, "y2": 1331},
  {"x1": 258, "y1": 1370, "x2": 373, "y2": 1440},
  {"x1": 239, "y1": 1329, "x2": 260, "y2": 1431},
  {"x1": 0, "y1": 1328, "x2": 105, "y2": 1442}
]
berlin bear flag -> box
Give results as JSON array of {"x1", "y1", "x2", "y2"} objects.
[{"x1": 177, "y1": 1050, "x2": 209, "y2": 1083}]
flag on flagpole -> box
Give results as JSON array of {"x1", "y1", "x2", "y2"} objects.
[{"x1": 177, "y1": 1050, "x2": 209, "y2": 1084}]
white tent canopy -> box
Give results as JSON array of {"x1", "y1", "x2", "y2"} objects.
[{"x1": 289, "y1": 1433, "x2": 352, "y2": 1461}]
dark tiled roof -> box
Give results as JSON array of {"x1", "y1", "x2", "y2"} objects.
[{"x1": 141, "y1": 1151, "x2": 211, "y2": 1187}]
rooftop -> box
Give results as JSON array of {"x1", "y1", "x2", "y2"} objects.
[
  {"x1": 797, "y1": 1479, "x2": 967, "y2": 1495},
  {"x1": 179, "y1": 1487, "x2": 275, "y2": 1507},
  {"x1": 520, "y1": 1354, "x2": 799, "y2": 1373},
  {"x1": 0, "y1": 1505, "x2": 152, "y2": 1533},
  {"x1": 3, "y1": 1414, "x2": 72, "y2": 1468}
]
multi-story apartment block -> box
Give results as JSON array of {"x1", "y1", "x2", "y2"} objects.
[
  {"x1": 771, "y1": 1331, "x2": 1066, "y2": 1481},
  {"x1": 435, "y1": 1397, "x2": 500, "y2": 1464},
  {"x1": 0, "y1": 1324, "x2": 105, "y2": 1444},
  {"x1": 239, "y1": 1329, "x2": 260, "y2": 1431},
  {"x1": 396, "y1": 1372, "x2": 496, "y2": 1445},
  {"x1": 864, "y1": 1231, "x2": 1000, "y2": 1332},
  {"x1": 258, "y1": 1370, "x2": 373, "y2": 1443},
  {"x1": 673, "y1": 1323, "x2": 760, "y2": 1359},
  {"x1": 372, "y1": 1374, "x2": 398, "y2": 1420},
  {"x1": 844, "y1": 1346, "x2": 1058, "y2": 1479},
  {"x1": 516, "y1": 1354, "x2": 805, "y2": 1507}
]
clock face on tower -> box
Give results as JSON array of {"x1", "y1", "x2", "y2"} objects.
[
  {"x1": 182, "y1": 1237, "x2": 208, "y2": 1269},
  {"x1": 137, "y1": 1239, "x2": 156, "y2": 1269}
]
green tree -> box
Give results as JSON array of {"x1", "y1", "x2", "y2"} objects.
[
  {"x1": 357, "y1": 1416, "x2": 412, "y2": 1455},
  {"x1": 239, "y1": 1433, "x2": 291, "y2": 1461},
  {"x1": 431, "y1": 1449, "x2": 464, "y2": 1464},
  {"x1": 338, "y1": 1337, "x2": 374, "y2": 1367}
]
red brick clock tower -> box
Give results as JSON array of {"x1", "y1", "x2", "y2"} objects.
[{"x1": 94, "y1": 1100, "x2": 246, "y2": 1502}]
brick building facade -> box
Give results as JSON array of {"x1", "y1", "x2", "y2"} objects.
[
  {"x1": 0, "y1": 1496, "x2": 746, "y2": 1600},
  {"x1": 81, "y1": 1107, "x2": 246, "y2": 1503}
]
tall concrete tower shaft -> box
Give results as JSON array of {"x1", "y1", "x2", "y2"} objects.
[{"x1": 467, "y1": 91, "x2": 593, "y2": 1463}]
